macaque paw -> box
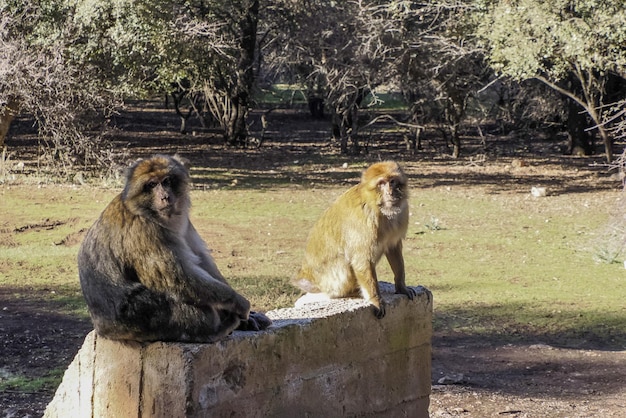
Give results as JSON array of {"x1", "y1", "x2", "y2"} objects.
[
  {"x1": 396, "y1": 286, "x2": 416, "y2": 300},
  {"x1": 237, "y1": 311, "x2": 272, "y2": 331},
  {"x1": 373, "y1": 303, "x2": 386, "y2": 319},
  {"x1": 233, "y1": 295, "x2": 252, "y2": 318}
]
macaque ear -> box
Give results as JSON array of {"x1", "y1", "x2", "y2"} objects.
[
  {"x1": 172, "y1": 154, "x2": 190, "y2": 170},
  {"x1": 124, "y1": 158, "x2": 144, "y2": 176}
]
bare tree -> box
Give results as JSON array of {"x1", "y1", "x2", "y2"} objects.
[
  {"x1": 0, "y1": 3, "x2": 115, "y2": 174},
  {"x1": 152, "y1": 0, "x2": 260, "y2": 147},
  {"x1": 198, "y1": 0, "x2": 260, "y2": 147},
  {"x1": 264, "y1": 0, "x2": 411, "y2": 154},
  {"x1": 396, "y1": 1, "x2": 489, "y2": 158}
]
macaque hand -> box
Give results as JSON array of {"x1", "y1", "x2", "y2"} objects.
[
  {"x1": 237, "y1": 311, "x2": 272, "y2": 331},
  {"x1": 395, "y1": 285, "x2": 416, "y2": 300},
  {"x1": 232, "y1": 293, "x2": 252, "y2": 320},
  {"x1": 372, "y1": 299, "x2": 386, "y2": 319}
]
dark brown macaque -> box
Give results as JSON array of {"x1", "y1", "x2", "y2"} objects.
[{"x1": 78, "y1": 155, "x2": 270, "y2": 342}]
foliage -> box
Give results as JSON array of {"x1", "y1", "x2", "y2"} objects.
[
  {"x1": 2, "y1": 0, "x2": 626, "y2": 170},
  {"x1": 66, "y1": 0, "x2": 249, "y2": 95},
  {"x1": 480, "y1": 0, "x2": 626, "y2": 81},
  {"x1": 478, "y1": 0, "x2": 626, "y2": 162},
  {"x1": 1, "y1": 0, "x2": 262, "y2": 159},
  {"x1": 0, "y1": 0, "x2": 117, "y2": 175}
]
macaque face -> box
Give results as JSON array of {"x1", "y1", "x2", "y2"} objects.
[
  {"x1": 362, "y1": 162, "x2": 408, "y2": 216},
  {"x1": 378, "y1": 175, "x2": 407, "y2": 209},
  {"x1": 123, "y1": 156, "x2": 190, "y2": 221},
  {"x1": 144, "y1": 176, "x2": 178, "y2": 219}
]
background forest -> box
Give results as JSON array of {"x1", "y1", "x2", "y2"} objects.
[{"x1": 1, "y1": 0, "x2": 626, "y2": 175}]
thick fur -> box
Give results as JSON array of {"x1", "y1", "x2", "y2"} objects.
[
  {"x1": 294, "y1": 161, "x2": 415, "y2": 318},
  {"x1": 78, "y1": 155, "x2": 270, "y2": 342}
]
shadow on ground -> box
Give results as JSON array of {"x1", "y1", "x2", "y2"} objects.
[
  {"x1": 432, "y1": 303, "x2": 626, "y2": 407},
  {"x1": 0, "y1": 288, "x2": 92, "y2": 417},
  {"x1": 8, "y1": 102, "x2": 618, "y2": 194}
]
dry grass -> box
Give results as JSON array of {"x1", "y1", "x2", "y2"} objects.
[{"x1": 1, "y1": 156, "x2": 624, "y2": 347}]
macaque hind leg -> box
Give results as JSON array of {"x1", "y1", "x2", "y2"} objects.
[
  {"x1": 94, "y1": 287, "x2": 238, "y2": 343},
  {"x1": 385, "y1": 242, "x2": 416, "y2": 299},
  {"x1": 354, "y1": 263, "x2": 385, "y2": 319},
  {"x1": 173, "y1": 304, "x2": 241, "y2": 343}
]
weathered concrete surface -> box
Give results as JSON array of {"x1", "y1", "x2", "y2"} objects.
[{"x1": 44, "y1": 282, "x2": 432, "y2": 418}]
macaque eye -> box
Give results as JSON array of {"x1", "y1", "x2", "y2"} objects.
[
  {"x1": 162, "y1": 177, "x2": 171, "y2": 187},
  {"x1": 144, "y1": 181, "x2": 158, "y2": 192}
]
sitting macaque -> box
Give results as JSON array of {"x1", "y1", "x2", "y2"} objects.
[
  {"x1": 293, "y1": 161, "x2": 415, "y2": 318},
  {"x1": 78, "y1": 155, "x2": 271, "y2": 342}
]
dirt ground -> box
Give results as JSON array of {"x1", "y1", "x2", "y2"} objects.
[
  {"x1": 1, "y1": 103, "x2": 625, "y2": 417},
  {"x1": 431, "y1": 337, "x2": 626, "y2": 417}
]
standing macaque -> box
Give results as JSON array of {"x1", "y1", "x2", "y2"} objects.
[
  {"x1": 78, "y1": 155, "x2": 271, "y2": 342},
  {"x1": 293, "y1": 161, "x2": 415, "y2": 318}
]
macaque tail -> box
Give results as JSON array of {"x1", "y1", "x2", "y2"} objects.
[{"x1": 292, "y1": 277, "x2": 321, "y2": 293}]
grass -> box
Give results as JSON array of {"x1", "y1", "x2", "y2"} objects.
[
  {"x1": 414, "y1": 189, "x2": 625, "y2": 346},
  {"x1": 1, "y1": 166, "x2": 625, "y2": 350},
  {"x1": 254, "y1": 84, "x2": 408, "y2": 111},
  {"x1": 0, "y1": 369, "x2": 65, "y2": 393}
]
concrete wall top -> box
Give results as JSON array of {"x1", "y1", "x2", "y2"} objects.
[{"x1": 45, "y1": 282, "x2": 433, "y2": 418}]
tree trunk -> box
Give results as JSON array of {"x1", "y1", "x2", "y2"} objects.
[
  {"x1": 224, "y1": 95, "x2": 248, "y2": 146},
  {"x1": 339, "y1": 112, "x2": 349, "y2": 154},
  {"x1": 330, "y1": 109, "x2": 353, "y2": 154},
  {"x1": 598, "y1": 124, "x2": 613, "y2": 163},
  {"x1": 586, "y1": 101, "x2": 614, "y2": 162},
  {"x1": 308, "y1": 97, "x2": 324, "y2": 119},
  {"x1": 451, "y1": 124, "x2": 461, "y2": 158},
  {"x1": 445, "y1": 97, "x2": 465, "y2": 158},
  {"x1": 223, "y1": 0, "x2": 259, "y2": 147},
  {"x1": 349, "y1": 102, "x2": 360, "y2": 153},
  {"x1": 331, "y1": 89, "x2": 366, "y2": 154},
  {"x1": 565, "y1": 99, "x2": 593, "y2": 156},
  {"x1": 334, "y1": 108, "x2": 358, "y2": 154},
  {"x1": 535, "y1": 74, "x2": 614, "y2": 163},
  {"x1": 0, "y1": 99, "x2": 19, "y2": 148}
]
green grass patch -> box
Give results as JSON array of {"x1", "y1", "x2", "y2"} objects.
[
  {"x1": 409, "y1": 189, "x2": 626, "y2": 348},
  {"x1": 1, "y1": 179, "x2": 624, "y2": 349},
  {"x1": 0, "y1": 368, "x2": 65, "y2": 392},
  {"x1": 253, "y1": 84, "x2": 408, "y2": 111}
]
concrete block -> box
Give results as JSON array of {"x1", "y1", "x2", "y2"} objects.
[{"x1": 44, "y1": 282, "x2": 432, "y2": 418}]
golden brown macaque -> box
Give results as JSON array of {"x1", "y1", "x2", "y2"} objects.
[
  {"x1": 78, "y1": 155, "x2": 271, "y2": 342},
  {"x1": 293, "y1": 161, "x2": 415, "y2": 318}
]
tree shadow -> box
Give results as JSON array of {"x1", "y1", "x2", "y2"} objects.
[
  {"x1": 432, "y1": 302, "x2": 626, "y2": 401},
  {"x1": 0, "y1": 287, "x2": 91, "y2": 373},
  {"x1": 117, "y1": 103, "x2": 620, "y2": 192},
  {"x1": 0, "y1": 287, "x2": 92, "y2": 416},
  {"x1": 434, "y1": 304, "x2": 626, "y2": 351},
  {"x1": 8, "y1": 101, "x2": 620, "y2": 194}
]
